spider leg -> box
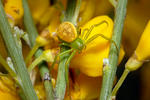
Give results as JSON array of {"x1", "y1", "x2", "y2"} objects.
[
  {"x1": 50, "y1": 49, "x2": 73, "y2": 71},
  {"x1": 85, "y1": 33, "x2": 119, "y2": 55},
  {"x1": 65, "y1": 50, "x2": 77, "y2": 87},
  {"x1": 80, "y1": 28, "x2": 89, "y2": 39},
  {"x1": 50, "y1": 55, "x2": 58, "y2": 71},
  {"x1": 83, "y1": 20, "x2": 108, "y2": 40}
]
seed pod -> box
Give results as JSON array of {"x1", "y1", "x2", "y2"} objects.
[{"x1": 57, "y1": 22, "x2": 77, "y2": 42}]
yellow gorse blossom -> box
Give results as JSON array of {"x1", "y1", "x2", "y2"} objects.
[
  {"x1": 126, "y1": 20, "x2": 150, "y2": 71},
  {"x1": 69, "y1": 73, "x2": 102, "y2": 100},
  {"x1": 0, "y1": 75, "x2": 20, "y2": 100},
  {"x1": 34, "y1": 82, "x2": 46, "y2": 100},
  {"x1": 78, "y1": 0, "x2": 96, "y2": 26},
  {"x1": 28, "y1": 0, "x2": 66, "y2": 30},
  {"x1": 135, "y1": 20, "x2": 150, "y2": 61},
  {"x1": 4, "y1": 0, "x2": 23, "y2": 25},
  {"x1": 40, "y1": 9, "x2": 60, "y2": 49},
  {"x1": 71, "y1": 16, "x2": 125, "y2": 77},
  {"x1": 28, "y1": 0, "x2": 50, "y2": 24},
  {"x1": 122, "y1": 0, "x2": 150, "y2": 56}
]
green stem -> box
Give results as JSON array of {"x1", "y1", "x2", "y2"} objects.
[
  {"x1": 28, "y1": 54, "x2": 44, "y2": 72},
  {"x1": 100, "y1": 0, "x2": 128, "y2": 100},
  {"x1": 109, "y1": 0, "x2": 117, "y2": 8},
  {"x1": 22, "y1": 0, "x2": 54, "y2": 100},
  {"x1": 50, "y1": 49, "x2": 73, "y2": 71},
  {"x1": 63, "y1": 0, "x2": 81, "y2": 25},
  {"x1": 72, "y1": 0, "x2": 82, "y2": 25},
  {"x1": 36, "y1": 49, "x2": 54, "y2": 100},
  {"x1": 111, "y1": 69, "x2": 130, "y2": 96},
  {"x1": 55, "y1": 46, "x2": 70, "y2": 100},
  {"x1": 55, "y1": 0, "x2": 81, "y2": 99},
  {"x1": 0, "y1": 54, "x2": 16, "y2": 77},
  {"x1": 0, "y1": 1, "x2": 38, "y2": 100},
  {"x1": 25, "y1": 44, "x2": 39, "y2": 64}
]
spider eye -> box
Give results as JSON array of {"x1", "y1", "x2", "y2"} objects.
[{"x1": 57, "y1": 22, "x2": 77, "y2": 42}]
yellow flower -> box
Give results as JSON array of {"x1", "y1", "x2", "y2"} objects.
[
  {"x1": 40, "y1": 9, "x2": 60, "y2": 49},
  {"x1": 28, "y1": 0, "x2": 50, "y2": 24},
  {"x1": 78, "y1": 0, "x2": 96, "y2": 26},
  {"x1": 126, "y1": 20, "x2": 150, "y2": 71},
  {"x1": 70, "y1": 16, "x2": 125, "y2": 77},
  {"x1": 135, "y1": 20, "x2": 150, "y2": 61},
  {"x1": 122, "y1": 0, "x2": 150, "y2": 56},
  {"x1": 4, "y1": 0, "x2": 23, "y2": 26},
  {"x1": 78, "y1": 0, "x2": 113, "y2": 26},
  {"x1": 38, "y1": 6, "x2": 57, "y2": 30},
  {"x1": 68, "y1": 73, "x2": 102, "y2": 100},
  {"x1": 28, "y1": 0, "x2": 66, "y2": 30},
  {"x1": 34, "y1": 82, "x2": 46, "y2": 100},
  {"x1": 0, "y1": 75, "x2": 20, "y2": 100}
]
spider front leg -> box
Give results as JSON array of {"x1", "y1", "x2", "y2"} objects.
[
  {"x1": 83, "y1": 20, "x2": 108, "y2": 40},
  {"x1": 85, "y1": 33, "x2": 119, "y2": 55},
  {"x1": 80, "y1": 28, "x2": 89, "y2": 38}
]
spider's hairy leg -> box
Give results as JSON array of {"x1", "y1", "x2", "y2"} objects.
[
  {"x1": 83, "y1": 20, "x2": 108, "y2": 40},
  {"x1": 85, "y1": 33, "x2": 119, "y2": 55}
]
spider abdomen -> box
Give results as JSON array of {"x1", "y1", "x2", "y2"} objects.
[{"x1": 57, "y1": 22, "x2": 77, "y2": 42}]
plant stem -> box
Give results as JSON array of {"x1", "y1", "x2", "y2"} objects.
[
  {"x1": 109, "y1": 0, "x2": 117, "y2": 8},
  {"x1": 55, "y1": 0, "x2": 81, "y2": 99},
  {"x1": 25, "y1": 44, "x2": 39, "y2": 64},
  {"x1": 0, "y1": 54, "x2": 16, "y2": 77},
  {"x1": 36, "y1": 49, "x2": 54, "y2": 100},
  {"x1": 0, "y1": 1, "x2": 38, "y2": 100},
  {"x1": 28, "y1": 54, "x2": 44, "y2": 72},
  {"x1": 22, "y1": 0, "x2": 54, "y2": 100},
  {"x1": 55, "y1": 46, "x2": 70, "y2": 100},
  {"x1": 111, "y1": 69, "x2": 130, "y2": 96},
  {"x1": 99, "y1": 0, "x2": 128, "y2": 100}
]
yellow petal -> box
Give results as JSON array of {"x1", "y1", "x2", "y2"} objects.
[
  {"x1": 78, "y1": 0, "x2": 96, "y2": 26},
  {"x1": 122, "y1": 0, "x2": 150, "y2": 56},
  {"x1": 0, "y1": 76, "x2": 20, "y2": 100},
  {"x1": 28, "y1": 0, "x2": 50, "y2": 24},
  {"x1": 71, "y1": 16, "x2": 125, "y2": 77},
  {"x1": 4, "y1": 0, "x2": 23, "y2": 25},
  {"x1": 38, "y1": 7, "x2": 56, "y2": 30},
  {"x1": 34, "y1": 83, "x2": 46, "y2": 100},
  {"x1": 135, "y1": 20, "x2": 150, "y2": 61},
  {"x1": 69, "y1": 73, "x2": 102, "y2": 100},
  {"x1": 81, "y1": 16, "x2": 113, "y2": 50}
]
